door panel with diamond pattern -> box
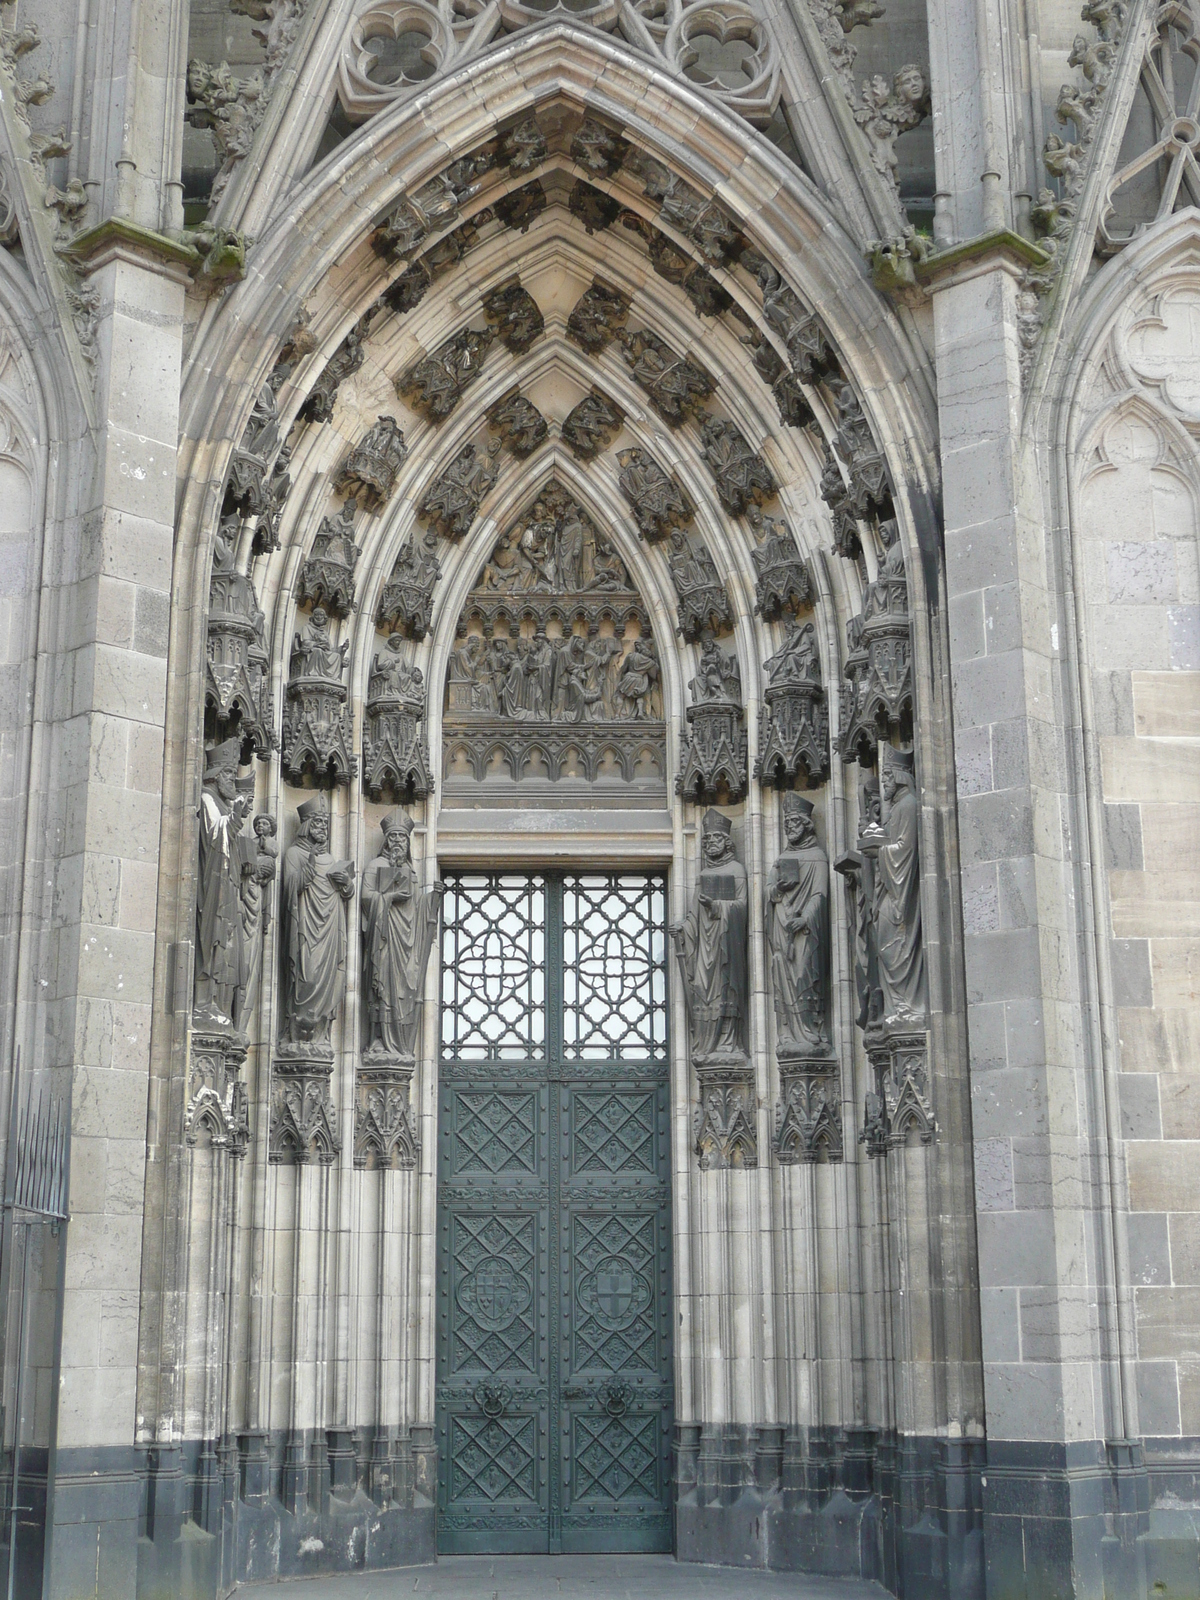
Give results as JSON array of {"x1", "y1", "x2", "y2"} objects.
[{"x1": 437, "y1": 873, "x2": 672, "y2": 1554}]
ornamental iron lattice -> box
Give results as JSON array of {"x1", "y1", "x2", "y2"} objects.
[
  {"x1": 563, "y1": 875, "x2": 667, "y2": 1061},
  {"x1": 440, "y1": 875, "x2": 547, "y2": 1060},
  {"x1": 436, "y1": 873, "x2": 672, "y2": 1554}
]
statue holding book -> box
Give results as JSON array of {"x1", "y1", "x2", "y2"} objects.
[
  {"x1": 670, "y1": 809, "x2": 748, "y2": 1065},
  {"x1": 766, "y1": 793, "x2": 830, "y2": 1058},
  {"x1": 280, "y1": 795, "x2": 355, "y2": 1048},
  {"x1": 361, "y1": 811, "x2": 444, "y2": 1062}
]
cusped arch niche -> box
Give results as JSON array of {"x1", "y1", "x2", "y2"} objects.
[{"x1": 440, "y1": 478, "x2": 670, "y2": 803}]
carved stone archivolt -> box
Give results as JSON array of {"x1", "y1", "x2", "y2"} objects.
[
  {"x1": 569, "y1": 180, "x2": 622, "y2": 234},
  {"x1": 397, "y1": 326, "x2": 496, "y2": 421},
  {"x1": 617, "y1": 328, "x2": 713, "y2": 425},
  {"x1": 677, "y1": 637, "x2": 747, "y2": 804},
  {"x1": 566, "y1": 281, "x2": 629, "y2": 353},
  {"x1": 627, "y1": 154, "x2": 745, "y2": 268},
  {"x1": 296, "y1": 503, "x2": 360, "y2": 618},
  {"x1": 699, "y1": 416, "x2": 776, "y2": 515},
  {"x1": 820, "y1": 379, "x2": 893, "y2": 560},
  {"x1": 419, "y1": 440, "x2": 500, "y2": 537},
  {"x1": 482, "y1": 282, "x2": 544, "y2": 353},
  {"x1": 488, "y1": 391, "x2": 548, "y2": 457},
  {"x1": 671, "y1": 810, "x2": 756, "y2": 1169},
  {"x1": 617, "y1": 448, "x2": 693, "y2": 543},
  {"x1": 669, "y1": 532, "x2": 734, "y2": 641},
  {"x1": 563, "y1": 391, "x2": 624, "y2": 460},
  {"x1": 206, "y1": 522, "x2": 276, "y2": 760},
  {"x1": 839, "y1": 520, "x2": 913, "y2": 761},
  {"x1": 301, "y1": 325, "x2": 365, "y2": 424},
  {"x1": 372, "y1": 163, "x2": 486, "y2": 260},
  {"x1": 363, "y1": 639, "x2": 433, "y2": 803},
  {"x1": 442, "y1": 486, "x2": 666, "y2": 792},
  {"x1": 336, "y1": 415, "x2": 409, "y2": 509},
  {"x1": 749, "y1": 510, "x2": 812, "y2": 620},
  {"x1": 756, "y1": 618, "x2": 829, "y2": 788},
  {"x1": 376, "y1": 528, "x2": 441, "y2": 639},
  {"x1": 226, "y1": 378, "x2": 285, "y2": 518},
  {"x1": 281, "y1": 608, "x2": 356, "y2": 787}
]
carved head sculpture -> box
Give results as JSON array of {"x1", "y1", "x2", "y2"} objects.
[
  {"x1": 297, "y1": 794, "x2": 330, "y2": 849},
  {"x1": 701, "y1": 807, "x2": 734, "y2": 864},
  {"x1": 380, "y1": 809, "x2": 415, "y2": 864},
  {"x1": 880, "y1": 746, "x2": 914, "y2": 803},
  {"x1": 253, "y1": 813, "x2": 277, "y2": 840},
  {"x1": 782, "y1": 791, "x2": 816, "y2": 846},
  {"x1": 311, "y1": 605, "x2": 330, "y2": 635},
  {"x1": 204, "y1": 737, "x2": 242, "y2": 804},
  {"x1": 893, "y1": 63, "x2": 928, "y2": 109}
]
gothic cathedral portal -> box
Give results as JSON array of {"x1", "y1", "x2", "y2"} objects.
[{"x1": 435, "y1": 874, "x2": 674, "y2": 1553}]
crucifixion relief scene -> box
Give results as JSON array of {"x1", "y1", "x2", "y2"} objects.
[{"x1": 1, "y1": 1, "x2": 1200, "y2": 1598}]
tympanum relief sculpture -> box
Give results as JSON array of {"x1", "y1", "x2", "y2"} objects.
[
  {"x1": 671, "y1": 809, "x2": 756, "y2": 1169},
  {"x1": 356, "y1": 812, "x2": 444, "y2": 1170},
  {"x1": 442, "y1": 485, "x2": 666, "y2": 792}
]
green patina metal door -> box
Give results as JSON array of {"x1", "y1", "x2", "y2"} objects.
[{"x1": 436, "y1": 871, "x2": 673, "y2": 1554}]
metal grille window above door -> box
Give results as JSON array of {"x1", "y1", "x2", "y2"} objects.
[{"x1": 436, "y1": 873, "x2": 673, "y2": 1555}]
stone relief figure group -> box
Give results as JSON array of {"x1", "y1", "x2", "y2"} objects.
[
  {"x1": 448, "y1": 628, "x2": 662, "y2": 725},
  {"x1": 478, "y1": 500, "x2": 632, "y2": 595}
]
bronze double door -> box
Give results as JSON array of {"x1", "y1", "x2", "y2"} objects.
[{"x1": 435, "y1": 871, "x2": 674, "y2": 1553}]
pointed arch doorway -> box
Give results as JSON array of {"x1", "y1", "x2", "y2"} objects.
[{"x1": 434, "y1": 869, "x2": 674, "y2": 1553}]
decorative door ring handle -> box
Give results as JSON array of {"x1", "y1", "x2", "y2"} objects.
[
  {"x1": 475, "y1": 1382, "x2": 512, "y2": 1420},
  {"x1": 602, "y1": 1381, "x2": 633, "y2": 1418}
]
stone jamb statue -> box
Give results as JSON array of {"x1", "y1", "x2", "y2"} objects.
[
  {"x1": 279, "y1": 795, "x2": 356, "y2": 1053},
  {"x1": 194, "y1": 737, "x2": 252, "y2": 1031},
  {"x1": 360, "y1": 811, "x2": 445, "y2": 1065},
  {"x1": 859, "y1": 745, "x2": 926, "y2": 1031},
  {"x1": 766, "y1": 793, "x2": 832, "y2": 1062},
  {"x1": 670, "y1": 808, "x2": 749, "y2": 1068}
]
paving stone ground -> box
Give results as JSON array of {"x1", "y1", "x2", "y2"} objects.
[{"x1": 237, "y1": 1554, "x2": 887, "y2": 1598}]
